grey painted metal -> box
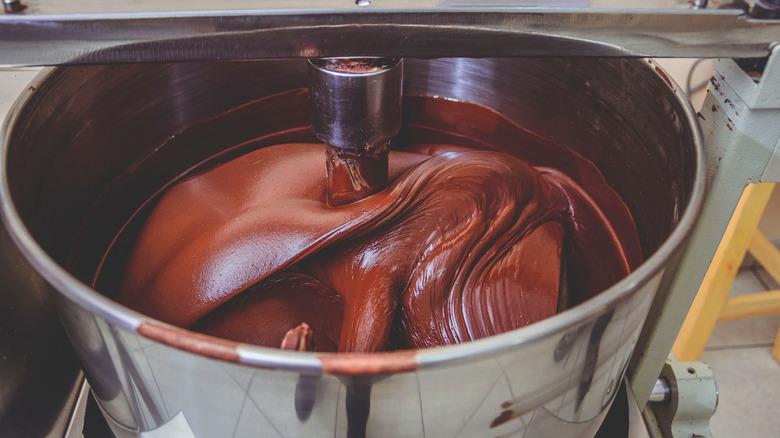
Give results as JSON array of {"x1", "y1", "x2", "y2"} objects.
[
  {"x1": 628, "y1": 47, "x2": 780, "y2": 406},
  {"x1": 0, "y1": 57, "x2": 703, "y2": 437},
  {"x1": 0, "y1": 1, "x2": 779, "y2": 65},
  {"x1": 711, "y1": 53, "x2": 780, "y2": 182},
  {"x1": 651, "y1": 361, "x2": 718, "y2": 438},
  {"x1": 712, "y1": 56, "x2": 780, "y2": 110}
]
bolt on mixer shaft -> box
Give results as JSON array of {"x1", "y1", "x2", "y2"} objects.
[{"x1": 308, "y1": 58, "x2": 403, "y2": 207}]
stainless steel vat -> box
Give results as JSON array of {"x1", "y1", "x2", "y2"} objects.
[{"x1": 0, "y1": 58, "x2": 704, "y2": 437}]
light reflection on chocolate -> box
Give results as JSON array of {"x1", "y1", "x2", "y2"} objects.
[{"x1": 109, "y1": 96, "x2": 641, "y2": 354}]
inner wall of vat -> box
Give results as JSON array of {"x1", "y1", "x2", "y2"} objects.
[{"x1": 5, "y1": 58, "x2": 695, "y2": 305}]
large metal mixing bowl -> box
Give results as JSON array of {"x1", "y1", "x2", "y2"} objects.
[{"x1": 0, "y1": 58, "x2": 704, "y2": 437}]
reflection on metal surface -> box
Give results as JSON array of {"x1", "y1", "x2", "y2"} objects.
[
  {"x1": 139, "y1": 412, "x2": 196, "y2": 438},
  {"x1": 624, "y1": 380, "x2": 652, "y2": 438},
  {"x1": 2, "y1": 0, "x2": 24, "y2": 13},
  {"x1": 647, "y1": 378, "x2": 671, "y2": 404},
  {"x1": 594, "y1": 378, "x2": 652, "y2": 438},
  {"x1": 0, "y1": 203, "x2": 82, "y2": 437},
  {"x1": 63, "y1": 376, "x2": 89, "y2": 438}
]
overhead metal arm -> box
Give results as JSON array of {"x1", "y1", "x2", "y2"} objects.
[{"x1": 0, "y1": 0, "x2": 779, "y2": 66}]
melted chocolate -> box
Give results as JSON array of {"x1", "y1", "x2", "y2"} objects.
[{"x1": 98, "y1": 95, "x2": 641, "y2": 354}]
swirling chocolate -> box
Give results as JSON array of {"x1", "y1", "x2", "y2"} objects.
[{"x1": 112, "y1": 96, "x2": 641, "y2": 354}]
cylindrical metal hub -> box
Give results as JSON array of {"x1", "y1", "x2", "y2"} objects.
[{"x1": 308, "y1": 58, "x2": 403, "y2": 152}]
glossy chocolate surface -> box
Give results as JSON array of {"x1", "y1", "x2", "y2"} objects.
[{"x1": 100, "y1": 94, "x2": 641, "y2": 354}]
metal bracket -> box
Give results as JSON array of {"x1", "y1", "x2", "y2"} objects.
[{"x1": 645, "y1": 361, "x2": 718, "y2": 438}]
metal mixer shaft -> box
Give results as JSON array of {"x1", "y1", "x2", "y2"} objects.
[{"x1": 308, "y1": 58, "x2": 403, "y2": 205}]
